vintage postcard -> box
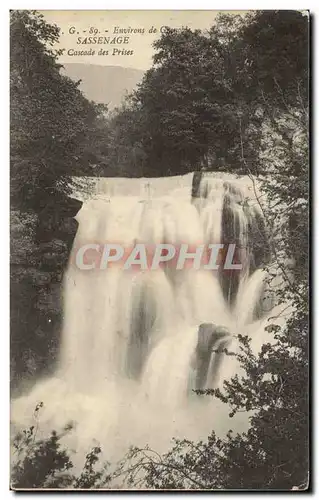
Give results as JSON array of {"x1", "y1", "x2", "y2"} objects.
[{"x1": 10, "y1": 10, "x2": 309, "y2": 490}]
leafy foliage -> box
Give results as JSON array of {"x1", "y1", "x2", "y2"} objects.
[
  {"x1": 10, "y1": 10, "x2": 107, "y2": 211},
  {"x1": 10, "y1": 10, "x2": 104, "y2": 386},
  {"x1": 106, "y1": 11, "x2": 308, "y2": 180},
  {"x1": 11, "y1": 404, "x2": 111, "y2": 490}
]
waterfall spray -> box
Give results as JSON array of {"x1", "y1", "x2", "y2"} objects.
[{"x1": 11, "y1": 173, "x2": 279, "y2": 466}]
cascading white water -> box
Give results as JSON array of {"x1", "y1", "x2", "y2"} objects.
[{"x1": 12, "y1": 172, "x2": 288, "y2": 470}]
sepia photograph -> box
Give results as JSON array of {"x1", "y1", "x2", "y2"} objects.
[{"x1": 10, "y1": 9, "x2": 309, "y2": 490}]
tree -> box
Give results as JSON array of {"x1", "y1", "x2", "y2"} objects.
[
  {"x1": 104, "y1": 100, "x2": 147, "y2": 177},
  {"x1": 11, "y1": 404, "x2": 111, "y2": 489},
  {"x1": 108, "y1": 11, "x2": 308, "y2": 179},
  {"x1": 108, "y1": 17, "x2": 259, "y2": 177},
  {"x1": 124, "y1": 25, "x2": 246, "y2": 176},
  {"x1": 10, "y1": 10, "x2": 110, "y2": 383},
  {"x1": 108, "y1": 14, "x2": 266, "y2": 177},
  {"x1": 10, "y1": 10, "x2": 108, "y2": 211}
]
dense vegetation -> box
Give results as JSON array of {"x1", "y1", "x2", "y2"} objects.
[
  {"x1": 105, "y1": 11, "x2": 308, "y2": 179},
  {"x1": 11, "y1": 10, "x2": 309, "y2": 490},
  {"x1": 10, "y1": 10, "x2": 108, "y2": 211},
  {"x1": 10, "y1": 10, "x2": 106, "y2": 386}
]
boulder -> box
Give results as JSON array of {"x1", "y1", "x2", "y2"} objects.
[
  {"x1": 191, "y1": 171, "x2": 203, "y2": 199},
  {"x1": 195, "y1": 323, "x2": 231, "y2": 390},
  {"x1": 11, "y1": 193, "x2": 82, "y2": 388}
]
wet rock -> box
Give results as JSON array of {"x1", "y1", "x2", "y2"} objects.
[
  {"x1": 195, "y1": 323, "x2": 230, "y2": 390},
  {"x1": 35, "y1": 192, "x2": 82, "y2": 243},
  {"x1": 39, "y1": 238, "x2": 68, "y2": 255},
  {"x1": 36, "y1": 190, "x2": 82, "y2": 219},
  {"x1": 244, "y1": 205, "x2": 271, "y2": 273},
  {"x1": 57, "y1": 217, "x2": 79, "y2": 240},
  {"x1": 11, "y1": 193, "x2": 82, "y2": 389},
  {"x1": 191, "y1": 171, "x2": 203, "y2": 199},
  {"x1": 38, "y1": 238, "x2": 70, "y2": 272}
]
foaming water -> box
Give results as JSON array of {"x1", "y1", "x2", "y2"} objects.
[{"x1": 11, "y1": 173, "x2": 287, "y2": 472}]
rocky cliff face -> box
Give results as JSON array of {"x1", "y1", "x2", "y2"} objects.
[{"x1": 10, "y1": 194, "x2": 82, "y2": 393}]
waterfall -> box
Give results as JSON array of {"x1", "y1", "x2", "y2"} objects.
[{"x1": 11, "y1": 172, "x2": 284, "y2": 467}]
